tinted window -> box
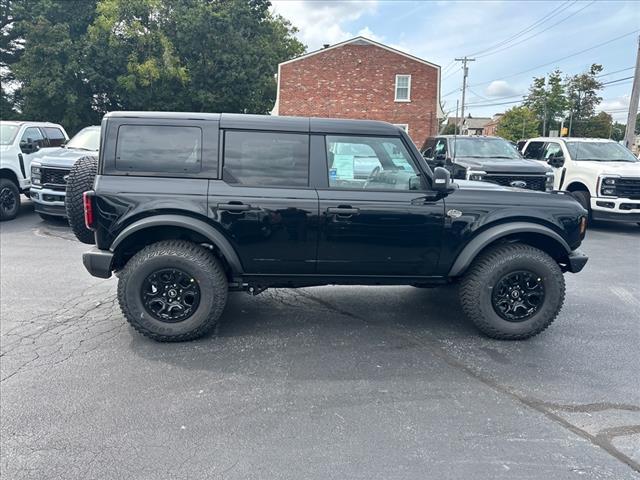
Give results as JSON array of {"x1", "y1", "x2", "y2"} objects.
[
  {"x1": 434, "y1": 138, "x2": 447, "y2": 157},
  {"x1": 326, "y1": 135, "x2": 421, "y2": 191},
  {"x1": 21, "y1": 127, "x2": 44, "y2": 143},
  {"x1": 542, "y1": 142, "x2": 562, "y2": 160},
  {"x1": 44, "y1": 127, "x2": 66, "y2": 146},
  {"x1": 116, "y1": 125, "x2": 202, "y2": 173},
  {"x1": 223, "y1": 131, "x2": 309, "y2": 187},
  {"x1": 523, "y1": 141, "x2": 545, "y2": 160}
]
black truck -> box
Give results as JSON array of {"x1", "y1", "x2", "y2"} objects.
[
  {"x1": 66, "y1": 112, "x2": 588, "y2": 342},
  {"x1": 422, "y1": 135, "x2": 555, "y2": 191}
]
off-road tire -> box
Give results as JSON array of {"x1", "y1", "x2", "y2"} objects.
[
  {"x1": 117, "y1": 240, "x2": 228, "y2": 342},
  {"x1": 0, "y1": 178, "x2": 20, "y2": 221},
  {"x1": 459, "y1": 243, "x2": 565, "y2": 340},
  {"x1": 571, "y1": 190, "x2": 591, "y2": 222},
  {"x1": 65, "y1": 155, "x2": 97, "y2": 244}
]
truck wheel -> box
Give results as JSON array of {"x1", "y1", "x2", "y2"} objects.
[
  {"x1": 459, "y1": 243, "x2": 565, "y2": 340},
  {"x1": 65, "y1": 155, "x2": 97, "y2": 244},
  {"x1": 117, "y1": 240, "x2": 228, "y2": 342},
  {"x1": 0, "y1": 178, "x2": 20, "y2": 221},
  {"x1": 571, "y1": 190, "x2": 591, "y2": 222}
]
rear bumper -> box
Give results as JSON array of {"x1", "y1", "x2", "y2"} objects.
[
  {"x1": 565, "y1": 249, "x2": 588, "y2": 273},
  {"x1": 83, "y1": 248, "x2": 114, "y2": 279}
]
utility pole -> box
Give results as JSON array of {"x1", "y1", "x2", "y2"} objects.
[
  {"x1": 455, "y1": 56, "x2": 475, "y2": 135},
  {"x1": 623, "y1": 35, "x2": 640, "y2": 148}
]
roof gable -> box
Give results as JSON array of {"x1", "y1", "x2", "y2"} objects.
[{"x1": 279, "y1": 36, "x2": 440, "y2": 70}]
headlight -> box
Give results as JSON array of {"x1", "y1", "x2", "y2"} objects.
[
  {"x1": 466, "y1": 170, "x2": 486, "y2": 181},
  {"x1": 31, "y1": 166, "x2": 41, "y2": 175},
  {"x1": 545, "y1": 172, "x2": 554, "y2": 191},
  {"x1": 599, "y1": 175, "x2": 620, "y2": 197}
]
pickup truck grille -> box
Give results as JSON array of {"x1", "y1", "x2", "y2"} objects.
[
  {"x1": 483, "y1": 174, "x2": 546, "y2": 191},
  {"x1": 616, "y1": 177, "x2": 640, "y2": 199},
  {"x1": 41, "y1": 167, "x2": 70, "y2": 191}
]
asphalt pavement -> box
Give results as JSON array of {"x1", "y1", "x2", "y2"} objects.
[{"x1": 1, "y1": 199, "x2": 639, "y2": 480}]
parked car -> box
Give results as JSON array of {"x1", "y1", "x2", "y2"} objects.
[
  {"x1": 29, "y1": 125, "x2": 100, "y2": 221},
  {"x1": 0, "y1": 121, "x2": 68, "y2": 220},
  {"x1": 67, "y1": 112, "x2": 588, "y2": 343},
  {"x1": 422, "y1": 135, "x2": 554, "y2": 192},
  {"x1": 521, "y1": 137, "x2": 640, "y2": 224}
]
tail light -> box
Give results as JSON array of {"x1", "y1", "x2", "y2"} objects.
[{"x1": 83, "y1": 191, "x2": 95, "y2": 230}]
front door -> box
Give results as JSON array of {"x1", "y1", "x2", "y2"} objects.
[
  {"x1": 317, "y1": 134, "x2": 445, "y2": 276},
  {"x1": 209, "y1": 129, "x2": 319, "y2": 274}
]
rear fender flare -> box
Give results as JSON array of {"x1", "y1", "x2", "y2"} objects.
[
  {"x1": 448, "y1": 222, "x2": 571, "y2": 277},
  {"x1": 110, "y1": 214, "x2": 243, "y2": 274}
]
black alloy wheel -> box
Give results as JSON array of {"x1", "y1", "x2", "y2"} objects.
[
  {"x1": 0, "y1": 179, "x2": 20, "y2": 221},
  {"x1": 491, "y1": 270, "x2": 545, "y2": 322},
  {"x1": 141, "y1": 268, "x2": 201, "y2": 322}
]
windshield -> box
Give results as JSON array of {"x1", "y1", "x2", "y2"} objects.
[
  {"x1": 66, "y1": 127, "x2": 100, "y2": 151},
  {"x1": 0, "y1": 124, "x2": 19, "y2": 145},
  {"x1": 566, "y1": 141, "x2": 638, "y2": 162},
  {"x1": 452, "y1": 137, "x2": 521, "y2": 159}
]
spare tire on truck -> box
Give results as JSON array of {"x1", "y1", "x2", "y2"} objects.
[{"x1": 65, "y1": 155, "x2": 97, "y2": 244}]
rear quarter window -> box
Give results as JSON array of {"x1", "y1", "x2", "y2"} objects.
[
  {"x1": 115, "y1": 125, "x2": 202, "y2": 173},
  {"x1": 43, "y1": 127, "x2": 66, "y2": 147}
]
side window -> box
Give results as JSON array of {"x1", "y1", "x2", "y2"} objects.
[
  {"x1": 116, "y1": 125, "x2": 202, "y2": 173},
  {"x1": 434, "y1": 138, "x2": 447, "y2": 157},
  {"x1": 21, "y1": 127, "x2": 44, "y2": 143},
  {"x1": 326, "y1": 135, "x2": 422, "y2": 191},
  {"x1": 542, "y1": 142, "x2": 562, "y2": 160},
  {"x1": 523, "y1": 141, "x2": 545, "y2": 159},
  {"x1": 223, "y1": 131, "x2": 309, "y2": 187},
  {"x1": 395, "y1": 75, "x2": 411, "y2": 102},
  {"x1": 43, "y1": 127, "x2": 66, "y2": 147}
]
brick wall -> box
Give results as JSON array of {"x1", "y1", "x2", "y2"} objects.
[{"x1": 277, "y1": 43, "x2": 439, "y2": 147}]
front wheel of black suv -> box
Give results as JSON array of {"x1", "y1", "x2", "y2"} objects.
[
  {"x1": 117, "y1": 240, "x2": 228, "y2": 342},
  {"x1": 459, "y1": 243, "x2": 565, "y2": 340}
]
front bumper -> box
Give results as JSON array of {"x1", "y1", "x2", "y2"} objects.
[
  {"x1": 591, "y1": 197, "x2": 640, "y2": 223},
  {"x1": 564, "y1": 249, "x2": 588, "y2": 273},
  {"x1": 83, "y1": 248, "x2": 114, "y2": 279},
  {"x1": 30, "y1": 187, "x2": 66, "y2": 217}
]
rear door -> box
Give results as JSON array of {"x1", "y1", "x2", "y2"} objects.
[
  {"x1": 316, "y1": 134, "x2": 445, "y2": 276},
  {"x1": 208, "y1": 129, "x2": 319, "y2": 274}
]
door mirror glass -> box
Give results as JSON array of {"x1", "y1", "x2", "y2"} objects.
[
  {"x1": 409, "y1": 175, "x2": 423, "y2": 191},
  {"x1": 548, "y1": 152, "x2": 564, "y2": 168},
  {"x1": 432, "y1": 166, "x2": 454, "y2": 193}
]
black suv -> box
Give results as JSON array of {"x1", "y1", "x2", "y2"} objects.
[
  {"x1": 422, "y1": 135, "x2": 554, "y2": 191},
  {"x1": 66, "y1": 112, "x2": 588, "y2": 342}
]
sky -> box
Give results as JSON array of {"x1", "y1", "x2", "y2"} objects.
[{"x1": 270, "y1": 0, "x2": 640, "y2": 122}]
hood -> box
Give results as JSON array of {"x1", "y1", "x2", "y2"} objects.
[
  {"x1": 576, "y1": 161, "x2": 640, "y2": 176},
  {"x1": 0, "y1": 144, "x2": 13, "y2": 154},
  {"x1": 30, "y1": 147, "x2": 96, "y2": 169},
  {"x1": 455, "y1": 156, "x2": 551, "y2": 174}
]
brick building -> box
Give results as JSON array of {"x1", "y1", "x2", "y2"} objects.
[{"x1": 272, "y1": 37, "x2": 442, "y2": 147}]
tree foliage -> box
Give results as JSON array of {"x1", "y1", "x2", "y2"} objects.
[
  {"x1": 566, "y1": 63, "x2": 604, "y2": 130},
  {"x1": 495, "y1": 106, "x2": 539, "y2": 142},
  {"x1": 1, "y1": 0, "x2": 305, "y2": 133},
  {"x1": 523, "y1": 69, "x2": 566, "y2": 136}
]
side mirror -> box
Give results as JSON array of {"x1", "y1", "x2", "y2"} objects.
[
  {"x1": 432, "y1": 166, "x2": 455, "y2": 193},
  {"x1": 548, "y1": 154, "x2": 564, "y2": 168},
  {"x1": 20, "y1": 138, "x2": 36, "y2": 154},
  {"x1": 422, "y1": 148, "x2": 432, "y2": 158}
]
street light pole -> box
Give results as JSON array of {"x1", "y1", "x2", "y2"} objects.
[
  {"x1": 623, "y1": 35, "x2": 640, "y2": 148},
  {"x1": 455, "y1": 56, "x2": 475, "y2": 135}
]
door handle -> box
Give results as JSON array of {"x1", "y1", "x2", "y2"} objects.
[
  {"x1": 217, "y1": 203, "x2": 252, "y2": 212},
  {"x1": 327, "y1": 206, "x2": 360, "y2": 215}
]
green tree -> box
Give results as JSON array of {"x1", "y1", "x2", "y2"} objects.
[
  {"x1": 523, "y1": 69, "x2": 566, "y2": 136},
  {"x1": 566, "y1": 64, "x2": 603, "y2": 136},
  {"x1": 441, "y1": 122, "x2": 457, "y2": 134},
  {"x1": 495, "y1": 106, "x2": 539, "y2": 142},
  {"x1": 571, "y1": 111, "x2": 611, "y2": 138}
]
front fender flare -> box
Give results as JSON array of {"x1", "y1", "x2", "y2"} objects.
[
  {"x1": 110, "y1": 214, "x2": 244, "y2": 274},
  {"x1": 448, "y1": 222, "x2": 571, "y2": 277}
]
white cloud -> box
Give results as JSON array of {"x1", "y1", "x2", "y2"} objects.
[
  {"x1": 271, "y1": 0, "x2": 378, "y2": 51},
  {"x1": 484, "y1": 80, "x2": 521, "y2": 98},
  {"x1": 600, "y1": 95, "x2": 631, "y2": 122}
]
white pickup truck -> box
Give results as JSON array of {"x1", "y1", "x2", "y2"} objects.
[
  {"x1": 521, "y1": 137, "x2": 640, "y2": 225},
  {"x1": 0, "y1": 121, "x2": 68, "y2": 220}
]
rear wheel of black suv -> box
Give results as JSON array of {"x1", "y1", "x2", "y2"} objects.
[
  {"x1": 459, "y1": 243, "x2": 565, "y2": 340},
  {"x1": 117, "y1": 240, "x2": 228, "y2": 342},
  {"x1": 65, "y1": 155, "x2": 97, "y2": 244}
]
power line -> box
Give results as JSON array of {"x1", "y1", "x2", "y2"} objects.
[
  {"x1": 468, "y1": 0, "x2": 576, "y2": 57},
  {"x1": 475, "y1": 1, "x2": 595, "y2": 59},
  {"x1": 467, "y1": 29, "x2": 640, "y2": 88},
  {"x1": 596, "y1": 66, "x2": 634, "y2": 78},
  {"x1": 600, "y1": 76, "x2": 634, "y2": 86}
]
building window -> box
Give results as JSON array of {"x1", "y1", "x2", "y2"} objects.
[
  {"x1": 395, "y1": 75, "x2": 411, "y2": 102},
  {"x1": 393, "y1": 124, "x2": 409, "y2": 133}
]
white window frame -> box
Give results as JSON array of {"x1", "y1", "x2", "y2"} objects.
[
  {"x1": 395, "y1": 74, "x2": 411, "y2": 102},
  {"x1": 393, "y1": 124, "x2": 409, "y2": 133}
]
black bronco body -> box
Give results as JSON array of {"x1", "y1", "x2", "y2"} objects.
[{"x1": 70, "y1": 111, "x2": 588, "y2": 342}]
